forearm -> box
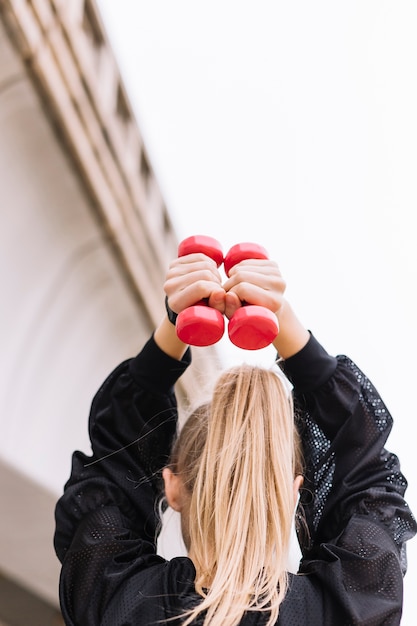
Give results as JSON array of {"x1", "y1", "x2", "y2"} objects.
[
  {"x1": 55, "y1": 337, "x2": 191, "y2": 561},
  {"x1": 273, "y1": 300, "x2": 310, "y2": 360},
  {"x1": 154, "y1": 315, "x2": 189, "y2": 360},
  {"x1": 154, "y1": 298, "x2": 310, "y2": 362},
  {"x1": 284, "y1": 345, "x2": 416, "y2": 550}
]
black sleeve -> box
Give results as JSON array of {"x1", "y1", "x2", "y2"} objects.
[
  {"x1": 54, "y1": 335, "x2": 191, "y2": 625},
  {"x1": 279, "y1": 333, "x2": 417, "y2": 625}
]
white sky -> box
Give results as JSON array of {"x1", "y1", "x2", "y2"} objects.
[{"x1": 96, "y1": 1, "x2": 416, "y2": 621}]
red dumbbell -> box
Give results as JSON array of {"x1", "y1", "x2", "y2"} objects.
[
  {"x1": 223, "y1": 243, "x2": 279, "y2": 350},
  {"x1": 175, "y1": 235, "x2": 225, "y2": 346}
]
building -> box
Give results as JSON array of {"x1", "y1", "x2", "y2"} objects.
[{"x1": 0, "y1": 1, "x2": 220, "y2": 623}]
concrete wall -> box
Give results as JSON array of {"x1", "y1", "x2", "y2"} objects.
[
  {"x1": 0, "y1": 4, "x2": 220, "y2": 621},
  {"x1": 0, "y1": 15, "x2": 153, "y2": 611}
]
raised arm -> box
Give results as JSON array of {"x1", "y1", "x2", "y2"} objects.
[
  {"x1": 278, "y1": 333, "x2": 417, "y2": 624},
  {"x1": 223, "y1": 253, "x2": 416, "y2": 622},
  {"x1": 222, "y1": 256, "x2": 310, "y2": 358},
  {"x1": 157, "y1": 251, "x2": 226, "y2": 359}
]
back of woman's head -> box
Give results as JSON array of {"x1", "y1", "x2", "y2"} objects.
[{"x1": 169, "y1": 364, "x2": 302, "y2": 626}]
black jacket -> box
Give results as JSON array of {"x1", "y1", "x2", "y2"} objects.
[{"x1": 54, "y1": 333, "x2": 416, "y2": 625}]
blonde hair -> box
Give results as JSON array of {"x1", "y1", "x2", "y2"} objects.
[{"x1": 169, "y1": 364, "x2": 303, "y2": 626}]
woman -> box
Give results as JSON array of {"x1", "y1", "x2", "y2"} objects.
[{"x1": 54, "y1": 251, "x2": 416, "y2": 625}]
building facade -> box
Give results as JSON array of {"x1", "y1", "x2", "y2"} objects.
[{"x1": 0, "y1": 1, "x2": 220, "y2": 623}]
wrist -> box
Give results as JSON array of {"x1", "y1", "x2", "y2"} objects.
[
  {"x1": 273, "y1": 301, "x2": 310, "y2": 360},
  {"x1": 154, "y1": 315, "x2": 189, "y2": 360},
  {"x1": 165, "y1": 295, "x2": 178, "y2": 325}
]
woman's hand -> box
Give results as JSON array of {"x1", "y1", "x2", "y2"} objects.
[
  {"x1": 155, "y1": 253, "x2": 226, "y2": 359},
  {"x1": 222, "y1": 257, "x2": 309, "y2": 359},
  {"x1": 164, "y1": 253, "x2": 226, "y2": 315},
  {"x1": 156, "y1": 250, "x2": 309, "y2": 361},
  {"x1": 222, "y1": 258, "x2": 286, "y2": 320}
]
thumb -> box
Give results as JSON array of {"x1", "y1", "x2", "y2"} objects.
[
  {"x1": 224, "y1": 291, "x2": 242, "y2": 319},
  {"x1": 208, "y1": 289, "x2": 226, "y2": 313}
]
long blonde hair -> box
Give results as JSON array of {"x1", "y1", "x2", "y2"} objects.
[{"x1": 169, "y1": 364, "x2": 303, "y2": 626}]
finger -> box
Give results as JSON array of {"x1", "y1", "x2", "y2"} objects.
[
  {"x1": 169, "y1": 246, "x2": 226, "y2": 314},
  {"x1": 224, "y1": 259, "x2": 283, "y2": 286},
  {"x1": 224, "y1": 291, "x2": 242, "y2": 319},
  {"x1": 166, "y1": 281, "x2": 226, "y2": 314},
  {"x1": 226, "y1": 282, "x2": 283, "y2": 314},
  {"x1": 223, "y1": 269, "x2": 285, "y2": 296},
  {"x1": 226, "y1": 258, "x2": 280, "y2": 277},
  {"x1": 165, "y1": 258, "x2": 223, "y2": 303},
  {"x1": 170, "y1": 252, "x2": 221, "y2": 268},
  {"x1": 207, "y1": 290, "x2": 227, "y2": 313},
  {"x1": 168, "y1": 256, "x2": 223, "y2": 282},
  {"x1": 167, "y1": 266, "x2": 223, "y2": 291}
]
